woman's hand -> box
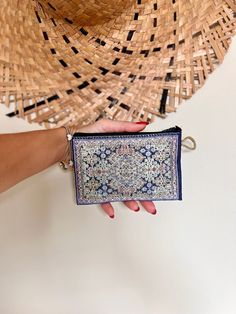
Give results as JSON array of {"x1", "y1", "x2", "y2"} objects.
[{"x1": 76, "y1": 118, "x2": 157, "y2": 219}]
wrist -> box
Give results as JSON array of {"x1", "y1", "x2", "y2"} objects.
[{"x1": 54, "y1": 127, "x2": 70, "y2": 164}]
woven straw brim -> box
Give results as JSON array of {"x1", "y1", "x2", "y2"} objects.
[{"x1": 0, "y1": 0, "x2": 235, "y2": 129}]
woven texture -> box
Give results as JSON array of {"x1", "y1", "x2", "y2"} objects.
[
  {"x1": 72, "y1": 126, "x2": 182, "y2": 205},
  {"x1": 0, "y1": 0, "x2": 235, "y2": 129}
]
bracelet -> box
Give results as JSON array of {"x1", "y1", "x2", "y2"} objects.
[{"x1": 59, "y1": 126, "x2": 74, "y2": 171}]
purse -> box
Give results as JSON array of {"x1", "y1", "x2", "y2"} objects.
[{"x1": 70, "y1": 126, "x2": 195, "y2": 205}]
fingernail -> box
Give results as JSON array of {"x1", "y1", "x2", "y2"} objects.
[
  {"x1": 152, "y1": 209, "x2": 157, "y2": 215},
  {"x1": 134, "y1": 207, "x2": 140, "y2": 211},
  {"x1": 135, "y1": 121, "x2": 149, "y2": 125},
  {"x1": 109, "y1": 214, "x2": 115, "y2": 219}
]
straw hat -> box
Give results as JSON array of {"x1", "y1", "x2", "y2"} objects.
[{"x1": 0, "y1": 0, "x2": 235, "y2": 129}]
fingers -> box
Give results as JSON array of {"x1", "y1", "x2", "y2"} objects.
[
  {"x1": 75, "y1": 118, "x2": 148, "y2": 133},
  {"x1": 100, "y1": 200, "x2": 157, "y2": 219},
  {"x1": 124, "y1": 200, "x2": 157, "y2": 215},
  {"x1": 100, "y1": 202, "x2": 115, "y2": 219},
  {"x1": 94, "y1": 118, "x2": 149, "y2": 133},
  {"x1": 139, "y1": 201, "x2": 157, "y2": 215},
  {"x1": 102, "y1": 118, "x2": 149, "y2": 133},
  {"x1": 123, "y1": 200, "x2": 140, "y2": 212}
]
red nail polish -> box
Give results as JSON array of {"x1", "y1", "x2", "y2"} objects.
[
  {"x1": 135, "y1": 121, "x2": 149, "y2": 125},
  {"x1": 109, "y1": 214, "x2": 115, "y2": 219},
  {"x1": 152, "y1": 210, "x2": 157, "y2": 215},
  {"x1": 134, "y1": 207, "x2": 140, "y2": 211}
]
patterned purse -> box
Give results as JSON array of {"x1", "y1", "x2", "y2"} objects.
[{"x1": 71, "y1": 126, "x2": 188, "y2": 205}]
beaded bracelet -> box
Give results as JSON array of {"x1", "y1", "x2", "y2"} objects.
[{"x1": 59, "y1": 126, "x2": 74, "y2": 171}]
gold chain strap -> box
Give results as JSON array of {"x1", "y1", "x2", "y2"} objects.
[{"x1": 59, "y1": 126, "x2": 74, "y2": 171}]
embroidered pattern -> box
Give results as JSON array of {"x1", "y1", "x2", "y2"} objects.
[{"x1": 72, "y1": 131, "x2": 182, "y2": 205}]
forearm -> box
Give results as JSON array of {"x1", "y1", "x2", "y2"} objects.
[{"x1": 0, "y1": 127, "x2": 68, "y2": 193}]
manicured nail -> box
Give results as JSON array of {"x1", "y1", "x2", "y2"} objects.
[
  {"x1": 135, "y1": 121, "x2": 149, "y2": 125},
  {"x1": 152, "y1": 209, "x2": 157, "y2": 215},
  {"x1": 134, "y1": 207, "x2": 140, "y2": 211},
  {"x1": 109, "y1": 214, "x2": 115, "y2": 219}
]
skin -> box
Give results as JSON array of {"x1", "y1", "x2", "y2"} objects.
[{"x1": 0, "y1": 118, "x2": 157, "y2": 218}]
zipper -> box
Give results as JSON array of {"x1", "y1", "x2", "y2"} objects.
[{"x1": 73, "y1": 125, "x2": 181, "y2": 137}]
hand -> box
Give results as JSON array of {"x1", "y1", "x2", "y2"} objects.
[{"x1": 77, "y1": 118, "x2": 157, "y2": 219}]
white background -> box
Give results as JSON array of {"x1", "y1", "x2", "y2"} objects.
[{"x1": 0, "y1": 38, "x2": 236, "y2": 314}]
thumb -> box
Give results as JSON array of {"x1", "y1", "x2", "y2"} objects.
[{"x1": 77, "y1": 118, "x2": 149, "y2": 133}]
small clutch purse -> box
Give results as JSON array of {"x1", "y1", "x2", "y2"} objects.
[{"x1": 71, "y1": 126, "x2": 188, "y2": 205}]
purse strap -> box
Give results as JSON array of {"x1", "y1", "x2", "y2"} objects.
[{"x1": 181, "y1": 136, "x2": 197, "y2": 150}]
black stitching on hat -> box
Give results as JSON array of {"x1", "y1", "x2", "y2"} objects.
[
  {"x1": 95, "y1": 114, "x2": 104, "y2": 121},
  {"x1": 107, "y1": 96, "x2": 118, "y2": 108},
  {"x1": 122, "y1": 47, "x2": 133, "y2": 54},
  {"x1": 84, "y1": 58, "x2": 93, "y2": 65},
  {"x1": 113, "y1": 47, "x2": 120, "y2": 52},
  {"x1": 153, "y1": 47, "x2": 161, "y2": 52},
  {"x1": 78, "y1": 81, "x2": 89, "y2": 89},
  {"x1": 66, "y1": 89, "x2": 74, "y2": 95},
  {"x1": 95, "y1": 89, "x2": 102, "y2": 94},
  {"x1": 127, "y1": 30, "x2": 135, "y2": 41},
  {"x1": 134, "y1": 13, "x2": 139, "y2": 20},
  {"x1": 112, "y1": 58, "x2": 120, "y2": 65},
  {"x1": 48, "y1": 94, "x2": 59, "y2": 102},
  {"x1": 129, "y1": 74, "x2": 136, "y2": 82},
  {"x1": 80, "y1": 28, "x2": 88, "y2": 36},
  {"x1": 120, "y1": 103, "x2": 130, "y2": 111},
  {"x1": 73, "y1": 72, "x2": 81, "y2": 78},
  {"x1": 59, "y1": 59, "x2": 68, "y2": 67},
  {"x1": 63, "y1": 35, "x2": 70, "y2": 43},
  {"x1": 159, "y1": 89, "x2": 168, "y2": 114},
  {"x1": 153, "y1": 18, "x2": 157, "y2": 27},
  {"x1": 99, "y1": 67, "x2": 109, "y2": 75},
  {"x1": 120, "y1": 87, "x2": 128, "y2": 94},
  {"x1": 43, "y1": 31, "x2": 49, "y2": 40},
  {"x1": 71, "y1": 47, "x2": 79, "y2": 54},
  {"x1": 192, "y1": 31, "x2": 202, "y2": 38},
  {"x1": 165, "y1": 73, "x2": 172, "y2": 82},
  {"x1": 51, "y1": 18, "x2": 57, "y2": 26},
  {"x1": 174, "y1": 12, "x2": 177, "y2": 21},
  {"x1": 47, "y1": 2, "x2": 56, "y2": 11},
  {"x1": 167, "y1": 43, "x2": 175, "y2": 49},
  {"x1": 153, "y1": 76, "x2": 162, "y2": 81},
  {"x1": 6, "y1": 95, "x2": 59, "y2": 117},
  {"x1": 112, "y1": 71, "x2": 121, "y2": 76},
  {"x1": 24, "y1": 100, "x2": 46, "y2": 112},
  {"x1": 95, "y1": 38, "x2": 106, "y2": 46},
  {"x1": 64, "y1": 17, "x2": 73, "y2": 24},
  {"x1": 140, "y1": 49, "x2": 149, "y2": 57},
  {"x1": 169, "y1": 56, "x2": 174, "y2": 66},
  {"x1": 35, "y1": 11, "x2": 41, "y2": 23}
]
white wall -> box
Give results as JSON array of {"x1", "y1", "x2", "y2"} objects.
[{"x1": 0, "y1": 38, "x2": 235, "y2": 314}]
